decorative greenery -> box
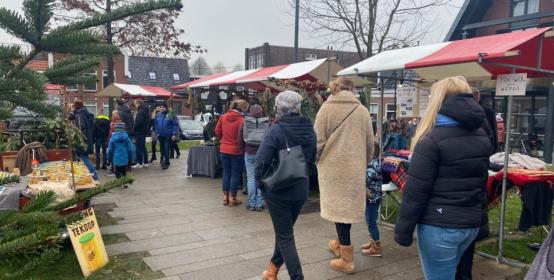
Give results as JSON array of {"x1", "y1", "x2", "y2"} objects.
[
  {"x1": 0, "y1": 172, "x2": 20, "y2": 185},
  {"x1": 0, "y1": 176, "x2": 133, "y2": 279},
  {"x1": 0, "y1": 0, "x2": 183, "y2": 121}
]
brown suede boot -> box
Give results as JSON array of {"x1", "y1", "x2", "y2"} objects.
[
  {"x1": 229, "y1": 192, "x2": 242, "y2": 206},
  {"x1": 328, "y1": 239, "x2": 341, "y2": 257},
  {"x1": 362, "y1": 240, "x2": 382, "y2": 257},
  {"x1": 361, "y1": 237, "x2": 374, "y2": 250},
  {"x1": 223, "y1": 191, "x2": 229, "y2": 205},
  {"x1": 262, "y1": 261, "x2": 280, "y2": 280},
  {"x1": 330, "y1": 245, "x2": 355, "y2": 274}
]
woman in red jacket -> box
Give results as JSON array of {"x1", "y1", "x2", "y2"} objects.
[{"x1": 216, "y1": 100, "x2": 249, "y2": 206}]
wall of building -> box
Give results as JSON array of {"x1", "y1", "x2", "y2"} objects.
[{"x1": 476, "y1": 0, "x2": 554, "y2": 36}]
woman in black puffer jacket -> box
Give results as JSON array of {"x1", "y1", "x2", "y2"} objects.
[{"x1": 394, "y1": 77, "x2": 491, "y2": 280}]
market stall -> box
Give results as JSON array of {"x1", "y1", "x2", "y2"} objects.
[{"x1": 339, "y1": 27, "x2": 554, "y2": 268}]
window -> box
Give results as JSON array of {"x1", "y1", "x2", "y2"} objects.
[
  {"x1": 256, "y1": 54, "x2": 263, "y2": 69},
  {"x1": 102, "y1": 70, "x2": 116, "y2": 89},
  {"x1": 305, "y1": 53, "x2": 318, "y2": 61},
  {"x1": 83, "y1": 72, "x2": 97, "y2": 91},
  {"x1": 512, "y1": 0, "x2": 539, "y2": 17},
  {"x1": 173, "y1": 73, "x2": 180, "y2": 81},
  {"x1": 84, "y1": 101, "x2": 97, "y2": 116},
  {"x1": 66, "y1": 83, "x2": 78, "y2": 91},
  {"x1": 148, "y1": 72, "x2": 157, "y2": 80},
  {"x1": 369, "y1": 103, "x2": 378, "y2": 115},
  {"x1": 386, "y1": 103, "x2": 396, "y2": 120},
  {"x1": 249, "y1": 55, "x2": 257, "y2": 70}
]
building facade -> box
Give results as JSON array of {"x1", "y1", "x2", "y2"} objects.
[
  {"x1": 446, "y1": 0, "x2": 554, "y2": 162},
  {"x1": 245, "y1": 43, "x2": 362, "y2": 69}
]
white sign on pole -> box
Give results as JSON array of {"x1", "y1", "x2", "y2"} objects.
[
  {"x1": 496, "y1": 73, "x2": 527, "y2": 96},
  {"x1": 419, "y1": 88, "x2": 430, "y2": 118},
  {"x1": 397, "y1": 86, "x2": 417, "y2": 117}
]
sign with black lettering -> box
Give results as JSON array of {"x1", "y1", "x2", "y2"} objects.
[
  {"x1": 496, "y1": 73, "x2": 527, "y2": 96},
  {"x1": 67, "y1": 208, "x2": 108, "y2": 277}
]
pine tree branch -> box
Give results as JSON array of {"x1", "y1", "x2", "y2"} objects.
[
  {"x1": 5, "y1": 48, "x2": 39, "y2": 80},
  {"x1": 46, "y1": 176, "x2": 134, "y2": 212},
  {"x1": 53, "y1": 0, "x2": 182, "y2": 35},
  {"x1": 0, "y1": 8, "x2": 37, "y2": 44},
  {"x1": 21, "y1": 191, "x2": 56, "y2": 213},
  {"x1": 23, "y1": 0, "x2": 55, "y2": 37}
]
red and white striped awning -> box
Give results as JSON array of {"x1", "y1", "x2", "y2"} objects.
[
  {"x1": 97, "y1": 83, "x2": 173, "y2": 97},
  {"x1": 171, "y1": 72, "x2": 229, "y2": 90},
  {"x1": 339, "y1": 27, "x2": 554, "y2": 80}
]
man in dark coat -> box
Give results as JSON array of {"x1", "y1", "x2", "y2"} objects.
[
  {"x1": 72, "y1": 100, "x2": 99, "y2": 180},
  {"x1": 93, "y1": 108, "x2": 110, "y2": 170},
  {"x1": 132, "y1": 100, "x2": 150, "y2": 168}
]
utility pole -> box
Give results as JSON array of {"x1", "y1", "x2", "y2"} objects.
[
  {"x1": 294, "y1": 0, "x2": 300, "y2": 62},
  {"x1": 106, "y1": 0, "x2": 115, "y2": 116}
]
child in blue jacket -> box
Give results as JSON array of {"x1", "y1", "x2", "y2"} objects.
[{"x1": 108, "y1": 122, "x2": 133, "y2": 179}]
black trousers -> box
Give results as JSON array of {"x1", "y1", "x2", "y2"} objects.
[
  {"x1": 151, "y1": 140, "x2": 157, "y2": 160},
  {"x1": 335, "y1": 223, "x2": 352, "y2": 246},
  {"x1": 266, "y1": 195, "x2": 306, "y2": 280},
  {"x1": 114, "y1": 165, "x2": 127, "y2": 178},
  {"x1": 456, "y1": 240, "x2": 475, "y2": 280},
  {"x1": 170, "y1": 140, "x2": 180, "y2": 157},
  {"x1": 95, "y1": 138, "x2": 108, "y2": 168},
  {"x1": 159, "y1": 136, "x2": 171, "y2": 167}
]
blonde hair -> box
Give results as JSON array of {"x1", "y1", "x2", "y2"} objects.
[
  {"x1": 330, "y1": 77, "x2": 354, "y2": 95},
  {"x1": 230, "y1": 99, "x2": 249, "y2": 112},
  {"x1": 410, "y1": 76, "x2": 472, "y2": 151}
]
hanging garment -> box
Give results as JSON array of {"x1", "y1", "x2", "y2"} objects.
[{"x1": 518, "y1": 181, "x2": 553, "y2": 232}]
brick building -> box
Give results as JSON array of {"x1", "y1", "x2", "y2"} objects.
[
  {"x1": 446, "y1": 0, "x2": 554, "y2": 162},
  {"x1": 244, "y1": 43, "x2": 362, "y2": 70},
  {"x1": 27, "y1": 53, "x2": 191, "y2": 116}
]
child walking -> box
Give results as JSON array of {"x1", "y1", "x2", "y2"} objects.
[
  {"x1": 362, "y1": 141, "x2": 383, "y2": 257},
  {"x1": 108, "y1": 122, "x2": 133, "y2": 179}
]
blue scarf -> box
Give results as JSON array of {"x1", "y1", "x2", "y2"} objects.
[{"x1": 436, "y1": 114, "x2": 460, "y2": 127}]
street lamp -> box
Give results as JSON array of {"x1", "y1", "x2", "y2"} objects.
[{"x1": 294, "y1": 0, "x2": 300, "y2": 63}]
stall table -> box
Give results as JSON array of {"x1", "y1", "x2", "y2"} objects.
[{"x1": 187, "y1": 145, "x2": 222, "y2": 179}]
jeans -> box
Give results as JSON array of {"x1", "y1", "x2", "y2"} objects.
[
  {"x1": 221, "y1": 153, "x2": 243, "y2": 193},
  {"x1": 150, "y1": 140, "x2": 157, "y2": 161},
  {"x1": 159, "y1": 136, "x2": 171, "y2": 167},
  {"x1": 417, "y1": 224, "x2": 479, "y2": 280},
  {"x1": 365, "y1": 200, "x2": 381, "y2": 241},
  {"x1": 266, "y1": 195, "x2": 305, "y2": 280},
  {"x1": 245, "y1": 154, "x2": 264, "y2": 208},
  {"x1": 135, "y1": 134, "x2": 148, "y2": 165},
  {"x1": 114, "y1": 165, "x2": 127, "y2": 178},
  {"x1": 78, "y1": 152, "x2": 99, "y2": 180},
  {"x1": 95, "y1": 138, "x2": 108, "y2": 168},
  {"x1": 456, "y1": 240, "x2": 475, "y2": 280},
  {"x1": 335, "y1": 223, "x2": 352, "y2": 246}
]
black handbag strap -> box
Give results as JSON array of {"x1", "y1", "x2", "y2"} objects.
[
  {"x1": 329, "y1": 105, "x2": 360, "y2": 138},
  {"x1": 278, "y1": 124, "x2": 291, "y2": 151}
]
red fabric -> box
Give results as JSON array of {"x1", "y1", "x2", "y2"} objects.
[
  {"x1": 407, "y1": 28, "x2": 550, "y2": 69},
  {"x1": 171, "y1": 73, "x2": 228, "y2": 90},
  {"x1": 140, "y1": 86, "x2": 172, "y2": 97},
  {"x1": 215, "y1": 110, "x2": 244, "y2": 155}
]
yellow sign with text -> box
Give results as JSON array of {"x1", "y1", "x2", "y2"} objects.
[{"x1": 67, "y1": 208, "x2": 108, "y2": 277}]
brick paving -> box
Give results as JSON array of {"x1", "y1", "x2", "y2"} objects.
[{"x1": 92, "y1": 155, "x2": 521, "y2": 280}]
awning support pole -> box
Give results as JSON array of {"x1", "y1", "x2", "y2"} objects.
[
  {"x1": 479, "y1": 60, "x2": 554, "y2": 75},
  {"x1": 498, "y1": 66, "x2": 516, "y2": 260},
  {"x1": 378, "y1": 75, "x2": 385, "y2": 164}
]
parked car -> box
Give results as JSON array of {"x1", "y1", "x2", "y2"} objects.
[{"x1": 178, "y1": 119, "x2": 204, "y2": 140}]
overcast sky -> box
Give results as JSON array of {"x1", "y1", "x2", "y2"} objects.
[{"x1": 0, "y1": 0, "x2": 464, "y2": 69}]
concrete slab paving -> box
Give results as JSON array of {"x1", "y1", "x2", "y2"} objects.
[{"x1": 92, "y1": 154, "x2": 523, "y2": 280}]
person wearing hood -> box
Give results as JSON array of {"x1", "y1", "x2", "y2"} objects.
[
  {"x1": 394, "y1": 77, "x2": 491, "y2": 280},
  {"x1": 315, "y1": 77, "x2": 374, "y2": 275},
  {"x1": 72, "y1": 100, "x2": 99, "y2": 181},
  {"x1": 155, "y1": 103, "x2": 178, "y2": 170},
  {"x1": 216, "y1": 99, "x2": 249, "y2": 206},
  {"x1": 93, "y1": 109, "x2": 110, "y2": 170},
  {"x1": 255, "y1": 91, "x2": 317, "y2": 280},
  {"x1": 238, "y1": 104, "x2": 268, "y2": 211},
  {"x1": 108, "y1": 122, "x2": 133, "y2": 179},
  {"x1": 117, "y1": 99, "x2": 135, "y2": 137}
]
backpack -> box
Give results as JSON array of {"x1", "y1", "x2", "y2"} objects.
[{"x1": 243, "y1": 116, "x2": 269, "y2": 145}]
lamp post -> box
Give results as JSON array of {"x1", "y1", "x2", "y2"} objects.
[{"x1": 294, "y1": 0, "x2": 300, "y2": 63}]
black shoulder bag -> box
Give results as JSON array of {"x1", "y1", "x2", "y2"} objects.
[{"x1": 261, "y1": 125, "x2": 307, "y2": 192}]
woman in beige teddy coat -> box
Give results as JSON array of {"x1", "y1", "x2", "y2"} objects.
[{"x1": 315, "y1": 77, "x2": 374, "y2": 274}]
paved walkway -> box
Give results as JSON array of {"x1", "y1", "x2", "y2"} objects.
[{"x1": 93, "y1": 155, "x2": 521, "y2": 280}]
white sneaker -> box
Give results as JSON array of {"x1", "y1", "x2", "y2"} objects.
[
  {"x1": 131, "y1": 164, "x2": 143, "y2": 169},
  {"x1": 143, "y1": 164, "x2": 149, "y2": 168}
]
